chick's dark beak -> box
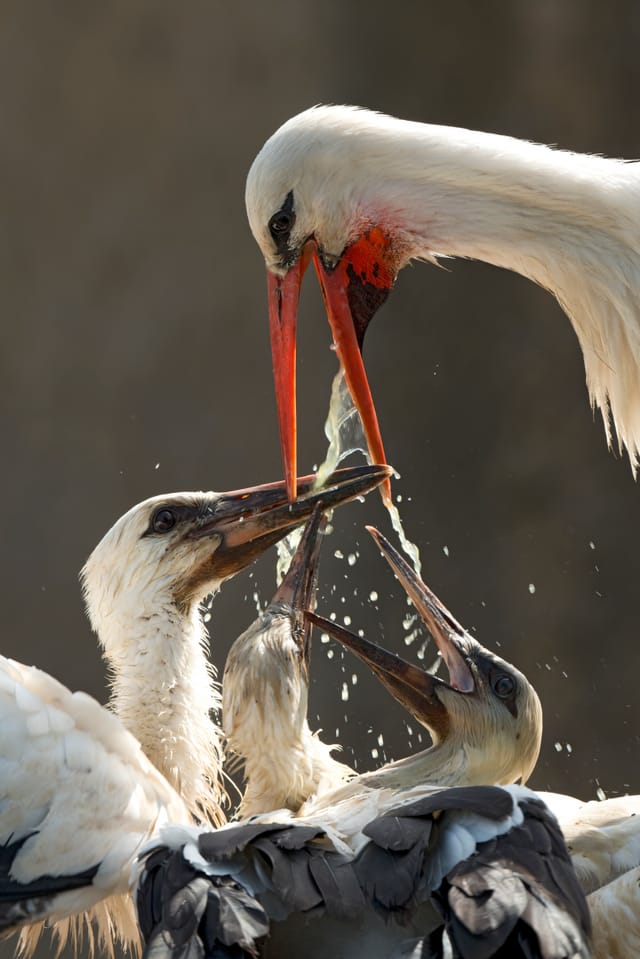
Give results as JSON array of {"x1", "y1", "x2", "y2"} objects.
[
  {"x1": 306, "y1": 611, "x2": 447, "y2": 738},
  {"x1": 188, "y1": 464, "x2": 391, "y2": 580},
  {"x1": 272, "y1": 505, "x2": 325, "y2": 655},
  {"x1": 367, "y1": 526, "x2": 475, "y2": 695}
]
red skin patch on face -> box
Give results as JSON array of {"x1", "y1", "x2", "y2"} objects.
[{"x1": 340, "y1": 226, "x2": 398, "y2": 291}]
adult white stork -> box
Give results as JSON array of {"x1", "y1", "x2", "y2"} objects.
[
  {"x1": 245, "y1": 104, "x2": 640, "y2": 502},
  {"x1": 135, "y1": 530, "x2": 590, "y2": 957},
  {"x1": 223, "y1": 507, "x2": 353, "y2": 817},
  {"x1": 0, "y1": 464, "x2": 389, "y2": 959}
]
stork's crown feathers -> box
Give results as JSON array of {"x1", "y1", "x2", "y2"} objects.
[
  {"x1": 247, "y1": 103, "x2": 640, "y2": 468},
  {"x1": 81, "y1": 492, "x2": 225, "y2": 640}
]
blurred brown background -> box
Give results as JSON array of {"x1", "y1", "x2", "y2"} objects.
[{"x1": 1, "y1": 1, "x2": 639, "y2": 955}]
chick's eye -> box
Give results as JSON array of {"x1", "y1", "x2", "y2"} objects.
[
  {"x1": 493, "y1": 674, "x2": 516, "y2": 698},
  {"x1": 152, "y1": 508, "x2": 177, "y2": 533},
  {"x1": 269, "y1": 210, "x2": 295, "y2": 238}
]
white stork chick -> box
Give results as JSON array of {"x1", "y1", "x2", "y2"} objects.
[
  {"x1": 223, "y1": 507, "x2": 353, "y2": 817},
  {"x1": 246, "y1": 104, "x2": 640, "y2": 501},
  {"x1": 136, "y1": 528, "x2": 589, "y2": 958},
  {"x1": 1, "y1": 464, "x2": 390, "y2": 959},
  {"x1": 300, "y1": 525, "x2": 542, "y2": 842}
]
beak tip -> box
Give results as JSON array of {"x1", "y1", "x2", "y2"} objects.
[{"x1": 285, "y1": 461, "x2": 298, "y2": 503}]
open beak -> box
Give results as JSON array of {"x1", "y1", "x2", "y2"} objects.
[
  {"x1": 306, "y1": 611, "x2": 448, "y2": 736},
  {"x1": 189, "y1": 464, "x2": 391, "y2": 580},
  {"x1": 305, "y1": 525, "x2": 475, "y2": 737},
  {"x1": 272, "y1": 505, "x2": 325, "y2": 656},
  {"x1": 366, "y1": 526, "x2": 475, "y2": 695},
  {"x1": 268, "y1": 231, "x2": 397, "y2": 507}
]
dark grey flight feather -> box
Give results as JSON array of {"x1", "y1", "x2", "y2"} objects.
[
  {"x1": 307, "y1": 852, "x2": 367, "y2": 919},
  {"x1": 136, "y1": 788, "x2": 591, "y2": 959},
  {"x1": 422, "y1": 797, "x2": 591, "y2": 958},
  {"x1": 138, "y1": 842, "x2": 269, "y2": 959},
  {"x1": 383, "y1": 786, "x2": 516, "y2": 823}
]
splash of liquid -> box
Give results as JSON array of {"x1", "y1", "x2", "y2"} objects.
[{"x1": 276, "y1": 367, "x2": 422, "y2": 585}]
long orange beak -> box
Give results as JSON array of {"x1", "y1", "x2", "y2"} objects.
[{"x1": 267, "y1": 230, "x2": 397, "y2": 507}]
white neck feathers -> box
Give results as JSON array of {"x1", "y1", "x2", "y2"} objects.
[
  {"x1": 355, "y1": 115, "x2": 640, "y2": 466},
  {"x1": 99, "y1": 599, "x2": 224, "y2": 825},
  {"x1": 378, "y1": 122, "x2": 640, "y2": 464}
]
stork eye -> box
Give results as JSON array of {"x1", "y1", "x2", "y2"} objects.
[
  {"x1": 493, "y1": 674, "x2": 516, "y2": 698},
  {"x1": 269, "y1": 210, "x2": 295, "y2": 238},
  {"x1": 152, "y1": 508, "x2": 177, "y2": 533}
]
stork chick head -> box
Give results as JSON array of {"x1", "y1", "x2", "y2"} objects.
[
  {"x1": 223, "y1": 506, "x2": 325, "y2": 745},
  {"x1": 222, "y1": 507, "x2": 351, "y2": 814},
  {"x1": 81, "y1": 466, "x2": 391, "y2": 661},
  {"x1": 222, "y1": 507, "x2": 322, "y2": 768},
  {"x1": 309, "y1": 526, "x2": 542, "y2": 787}
]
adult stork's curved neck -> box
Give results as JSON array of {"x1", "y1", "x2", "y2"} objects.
[{"x1": 246, "y1": 105, "x2": 640, "y2": 498}]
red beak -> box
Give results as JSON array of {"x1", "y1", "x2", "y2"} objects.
[{"x1": 267, "y1": 229, "x2": 397, "y2": 507}]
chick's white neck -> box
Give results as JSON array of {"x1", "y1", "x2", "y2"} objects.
[
  {"x1": 99, "y1": 596, "x2": 223, "y2": 825},
  {"x1": 224, "y1": 609, "x2": 353, "y2": 817}
]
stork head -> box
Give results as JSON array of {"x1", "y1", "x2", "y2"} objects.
[
  {"x1": 247, "y1": 105, "x2": 419, "y2": 506},
  {"x1": 223, "y1": 507, "x2": 324, "y2": 757},
  {"x1": 81, "y1": 465, "x2": 390, "y2": 656},
  {"x1": 308, "y1": 526, "x2": 542, "y2": 786}
]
